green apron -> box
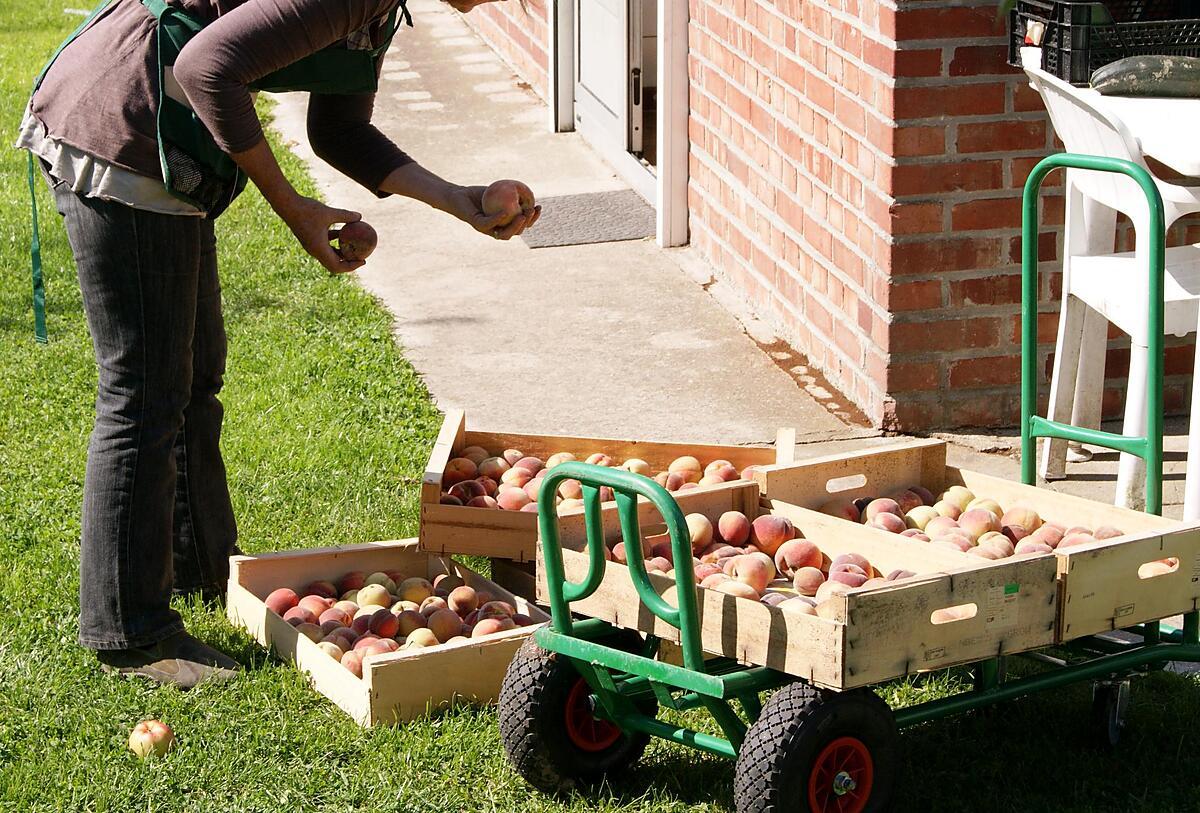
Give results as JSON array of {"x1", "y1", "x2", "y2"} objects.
[{"x1": 25, "y1": 0, "x2": 411, "y2": 342}]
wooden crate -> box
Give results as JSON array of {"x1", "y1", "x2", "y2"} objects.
[
  {"x1": 752, "y1": 438, "x2": 1200, "y2": 642},
  {"x1": 536, "y1": 480, "x2": 1060, "y2": 690},
  {"x1": 227, "y1": 539, "x2": 548, "y2": 726},
  {"x1": 420, "y1": 409, "x2": 782, "y2": 561}
]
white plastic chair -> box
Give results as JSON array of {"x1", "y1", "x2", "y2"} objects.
[{"x1": 1024, "y1": 64, "x2": 1200, "y2": 516}]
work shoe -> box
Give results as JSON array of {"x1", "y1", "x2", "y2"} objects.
[{"x1": 96, "y1": 631, "x2": 239, "y2": 690}]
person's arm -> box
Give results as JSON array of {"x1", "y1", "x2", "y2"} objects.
[{"x1": 377, "y1": 163, "x2": 540, "y2": 240}]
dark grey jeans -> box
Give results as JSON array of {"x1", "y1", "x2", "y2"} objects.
[{"x1": 53, "y1": 184, "x2": 238, "y2": 650}]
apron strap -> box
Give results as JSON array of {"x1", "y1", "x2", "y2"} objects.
[{"x1": 27, "y1": 152, "x2": 47, "y2": 345}]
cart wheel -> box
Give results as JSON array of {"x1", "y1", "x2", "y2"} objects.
[
  {"x1": 734, "y1": 683, "x2": 899, "y2": 813},
  {"x1": 1090, "y1": 679, "x2": 1130, "y2": 748},
  {"x1": 498, "y1": 632, "x2": 652, "y2": 795}
]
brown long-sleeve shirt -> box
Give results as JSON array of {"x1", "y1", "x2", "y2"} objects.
[{"x1": 30, "y1": 0, "x2": 412, "y2": 196}]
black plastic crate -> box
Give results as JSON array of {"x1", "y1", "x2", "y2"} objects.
[{"x1": 1007, "y1": 0, "x2": 1200, "y2": 85}]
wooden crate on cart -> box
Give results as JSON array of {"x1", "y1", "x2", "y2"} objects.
[
  {"x1": 750, "y1": 438, "x2": 1200, "y2": 642},
  {"x1": 419, "y1": 409, "x2": 782, "y2": 562},
  {"x1": 227, "y1": 539, "x2": 548, "y2": 726},
  {"x1": 536, "y1": 480, "x2": 1060, "y2": 690}
]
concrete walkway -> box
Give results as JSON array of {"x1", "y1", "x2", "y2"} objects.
[{"x1": 267, "y1": 0, "x2": 859, "y2": 447}]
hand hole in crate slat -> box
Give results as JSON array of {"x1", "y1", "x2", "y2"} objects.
[
  {"x1": 825, "y1": 474, "x2": 868, "y2": 494},
  {"x1": 931, "y1": 603, "x2": 978, "y2": 625},
  {"x1": 1138, "y1": 557, "x2": 1180, "y2": 579}
]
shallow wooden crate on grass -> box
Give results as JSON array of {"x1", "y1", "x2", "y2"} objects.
[
  {"x1": 751, "y1": 438, "x2": 1200, "y2": 643},
  {"x1": 226, "y1": 539, "x2": 547, "y2": 727},
  {"x1": 420, "y1": 409, "x2": 782, "y2": 562},
  {"x1": 536, "y1": 481, "x2": 1059, "y2": 690}
]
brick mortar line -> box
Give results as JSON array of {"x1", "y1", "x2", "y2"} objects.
[{"x1": 691, "y1": 131, "x2": 893, "y2": 313}]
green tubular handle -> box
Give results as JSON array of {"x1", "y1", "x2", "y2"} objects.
[
  {"x1": 536, "y1": 462, "x2": 706, "y2": 672},
  {"x1": 1020, "y1": 153, "x2": 1164, "y2": 516}
]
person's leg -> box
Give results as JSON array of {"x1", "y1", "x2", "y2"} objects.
[{"x1": 172, "y1": 217, "x2": 239, "y2": 599}]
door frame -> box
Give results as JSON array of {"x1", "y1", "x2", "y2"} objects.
[{"x1": 550, "y1": 0, "x2": 689, "y2": 248}]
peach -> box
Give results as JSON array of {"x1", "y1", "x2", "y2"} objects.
[
  {"x1": 829, "y1": 570, "x2": 869, "y2": 588},
  {"x1": 904, "y1": 505, "x2": 940, "y2": 531},
  {"x1": 449, "y1": 480, "x2": 487, "y2": 502},
  {"x1": 458, "y1": 445, "x2": 490, "y2": 465},
  {"x1": 829, "y1": 562, "x2": 867, "y2": 577},
  {"x1": 704, "y1": 459, "x2": 733, "y2": 475},
  {"x1": 740, "y1": 465, "x2": 761, "y2": 482},
  {"x1": 622, "y1": 458, "x2": 652, "y2": 475},
  {"x1": 909, "y1": 485, "x2": 936, "y2": 506},
  {"x1": 395, "y1": 610, "x2": 427, "y2": 636},
  {"x1": 405, "y1": 628, "x2": 441, "y2": 648},
  {"x1": 420, "y1": 596, "x2": 448, "y2": 617},
  {"x1": 469, "y1": 476, "x2": 498, "y2": 497},
  {"x1": 731, "y1": 552, "x2": 776, "y2": 593},
  {"x1": 443, "y1": 458, "x2": 478, "y2": 486},
  {"x1": 472, "y1": 617, "x2": 517, "y2": 637},
  {"x1": 335, "y1": 220, "x2": 377, "y2": 261},
  {"x1": 1031, "y1": 524, "x2": 1065, "y2": 548},
  {"x1": 750, "y1": 515, "x2": 795, "y2": 556},
  {"x1": 886, "y1": 569, "x2": 916, "y2": 580},
  {"x1": 433, "y1": 574, "x2": 464, "y2": 593},
  {"x1": 1058, "y1": 533, "x2": 1096, "y2": 549},
  {"x1": 863, "y1": 498, "x2": 902, "y2": 522},
  {"x1": 478, "y1": 601, "x2": 517, "y2": 620},
  {"x1": 1014, "y1": 540, "x2": 1054, "y2": 555},
  {"x1": 304, "y1": 580, "x2": 338, "y2": 600},
  {"x1": 760, "y1": 592, "x2": 791, "y2": 607},
  {"x1": 557, "y1": 498, "x2": 584, "y2": 514},
  {"x1": 283, "y1": 606, "x2": 316, "y2": 626},
  {"x1": 392, "y1": 600, "x2": 420, "y2": 614},
  {"x1": 364, "y1": 639, "x2": 399, "y2": 656},
  {"x1": 869, "y1": 513, "x2": 907, "y2": 534},
  {"x1": 341, "y1": 651, "x2": 364, "y2": 678},
  {"x1": 712, "y1": 465, "x2": 741, "y2": 482},
  {"x1": 440, "y1": 494, "x2": 463, "y2": 506},
  {"x1": 939, "y1": 486, "x2": 975, "y2": 512},
  {"x1": 792, "y1": 566, "x2": 826, "y2": 596},
  {"x1": 514, "y1": 456, "x2": 544, "y2": 474},
  {"x1": 128, "y1": 720, "x2": 174, "y2": 759},
  {"x1": 324, "y1": 628, "x2": 355, "y2": 650},
  {"x1": 318, "y1": 607, "x2": 352, "y2": 628},
  {"x1": 700, "y1": 573, "x2": 729, "y2": 589},
  {"x1": 815, "y1": 579, "x2": 853, "y2": 602},
  {"x1": 500, "y1": 449, "x2": 524, "y2": 466},
  {"x1": 1094, "y1": 525, "x2": 1124, "y2": 540},
  {"x1": 478, "y1": 457, "x2": 510, "y2": 480},
  {"x1": 678, "y1": 483, "x2": 700, "y2": 493},
  {"x1": 968, "y1": 545, "x2": 1004, "y2": 560},
  {"x1": 694, "y1": 562, "x2": 723, "y2": 582},
  {"x1": 368, "y1": 608, "x2": 400, "y2": 638},
  {"x1": 686, "y1": 514, "x2": 714, "y2": 552},
  {"x1": 774, "y1": 539, "x2": 823, "y2": 579},
  {"x1": 337, "y1": 571, "x2": 366, "y2": 593},
  {"x1": 1001, "y1": 507, "x2": 1042, "y2": 533},
  {"x1": 398, "y1": 577, "x2": 434, "y2": 604},
  {"x1": 780, "y1": 597, "x2": 818, "y2": 615},
  {"x1": 933, "y1": 537, "x2": 973, "y2": 553},
  {"x1": 648, "y1": 538, "x2": 674, "y2": 564},
  {"x1": 316, "y1": 641, "x2": 345, "y2": 661},
  {"x1": 500, "y1": 467, "x2": 533, "y2": 488},
  {"x1": 356, "y1": 584, "x2": 391, "y2": 608},
  {"x1": 1139, "y1": 558, "x2": 1178, "y2": 578},
  {"x1": 295, "y1": 622, "x2": 324, "y2": 643},
  {"x1": 520, "y1": 502, "x2": 540, "y2": 513},
  {"x1": 557, "y1": 478, "x2": 583, "y2": 500},
  {"x1": 932, "y1": 500, "x2": 962, "y2": 520},
  {"x1": 668, "y1": 456, "x2": 703, "y2": 483},
  {"x1": 645, "y1": 556, "x2": 672, "y2": 573},
  {"x1": 584, "y1": 453, "x2": 612, "y2": 467},
  {"x1": 959, "y1": 508, "x2": 1000, "y2": 541},
  {"x1": 924, "y1": 516, "x2": 961, "y2": 537},
  {"x1": 364, "y1": 572, "x2": 396, "y2": 591},
  {"x1": 546, "y1": 451, "x2": 576, "y2": 469},
  {"x1": 497, "y1": 488, "x2": 532, "y2": 511},
  {"x1": 697, "y1": 475, "x2": 725, "y2": 487},
  {"x1": 332, "y1": 600, "x2": 359, "y2": 617},
  {"x1": 818, "y1": 499, "x2": 860, "y2": 522},
  {"x1": 1000, "y1": 524, "x2": 1030, "y2": 544},
  {"x1": 901, "y1": 530, "x2": 931, "y2": 542},
  {"x1": 428, "y1": 609, "x2": 465, "y2": 642},
  {"x1": 714, "y1": 580, "x2": 760, "y2": 601},
  {"x1": 700, "y1": 543, "x2": 743, "y2": 564},
  {"x1": 447, "y1": 586, "x2": 478, "y2": 616},
  {"x1": 717, "y1": 511, "x2": 752, "y2": 546},
  {"x1": 611, "y1": 542, "x2": 628, "y2": 564},
  {"x1": 888, "y1": 490, "x2": 924, "y2": 514},
  {"x1": 265, "y1": 588, "x2": 299, "y2": 616},
  {"x1": 979, "y1": 534, "x2": 1015, "y2": 557},
  {"x1": 350, "y1": 615, "x2": 372, "y2": 636},
  {"x1": 1064, "y1": 526, "x2": 1093, "y2": 537},
  {"x1": 299, "y1": 595, "x2": 332, "y2": 616},
  {"x1": 967, "y1": 497, "x2": 1004, "y2": 517}
]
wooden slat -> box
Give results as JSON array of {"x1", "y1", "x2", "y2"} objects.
[
  {"x1": 1056, "y1": 524, "x2": 1200, "y2": 641},
  {"x1": 422, "y1": 409, "x2": 466, "y2": 506},
  {"x1": 420, "y1": 502, "x2": 537, "y2": 561},
  {"x1": 753, "y1": 438, "x2": 948, "y2": 508},
  {"x1": 226, "y1": 539, "x2": 548, "y2": 726}
]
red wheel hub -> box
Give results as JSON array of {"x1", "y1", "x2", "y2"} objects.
[
  {"x1": 807, "y1": 736, "x2": 874, "y2": 813},
  {"x1": 564, "y1": 678, "x2": 622, "y2": 752}
]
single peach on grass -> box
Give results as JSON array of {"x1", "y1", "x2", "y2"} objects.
[{"x1": 128, "y1": 720, "x2": 174, "y2": 759}]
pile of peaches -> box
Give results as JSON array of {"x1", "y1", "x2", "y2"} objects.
[
  {"x1": 264, "y1": 570, "x2": 535, "y2": 678},
  {"x1": 817, "y1": 484, "x2": 1125, "y2": 560},
  {"x1": 439, "y1": 447, "x2": 760, "y2": 514},
  {"x1": 607, "y1": 508, "x2": 920, "y2": 620}
]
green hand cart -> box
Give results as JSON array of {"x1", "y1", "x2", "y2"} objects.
[{"x1": 497, "y1": 156, "x2": 1200, "y2": 812}]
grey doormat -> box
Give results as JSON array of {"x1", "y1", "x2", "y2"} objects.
[{"x1": 520, "y1": 189, "x2": 655, "y2": 248}]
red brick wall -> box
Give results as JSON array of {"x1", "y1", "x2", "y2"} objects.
[
  {"x1": 689, "y1": 0, "x2": 894, "y2": 422},
  {"x1": 460, "y1": 0, "x2": 551, "y2": 103}
]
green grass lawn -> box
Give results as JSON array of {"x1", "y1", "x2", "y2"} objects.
[{"x1": 5, "y1": 4, "x2": 1200, "y2": 812}]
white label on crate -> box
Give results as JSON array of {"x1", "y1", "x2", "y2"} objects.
[{"x1": 984, "y1": 583, "x2": 1019, "y2": 630}]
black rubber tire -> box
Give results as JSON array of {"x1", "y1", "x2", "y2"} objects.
[
  {"x1": 733, "y1": 683, "x2": 899, "y2": 813},
  {"x1": 498, "y1": 632, "x2": 652, "y2": 796},
  {"x1": 1090, "y1": 680, "x2": 1129, "y2": 749}
]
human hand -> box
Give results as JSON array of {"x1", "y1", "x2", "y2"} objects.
[
  {"x1": 277, "y1": 195, "x2": 366, "y2": 274},
  {"x1": 448, "y1": 184, "x2": 541, "y2": 240}
]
